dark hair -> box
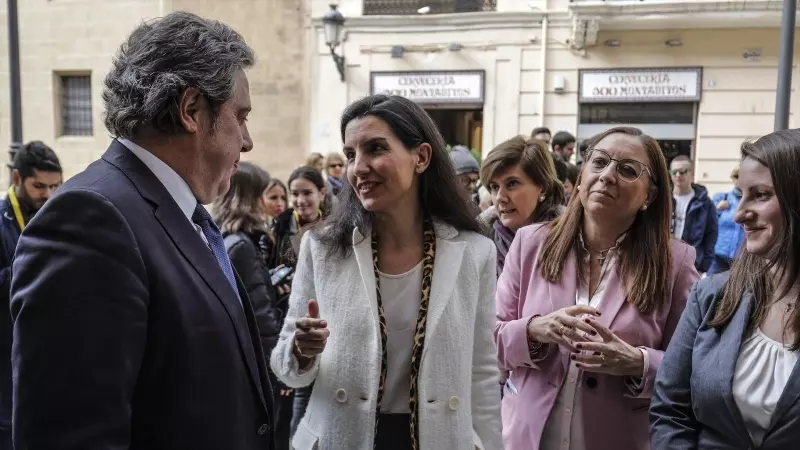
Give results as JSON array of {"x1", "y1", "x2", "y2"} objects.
[
  {"x1": 480, "y1": 135, "x2": 564, "y2": 223},
  {"x1": 670, "y1": 154, "x2": 693, "y2": 169},
  {"x1": 13, "y1": 141, "x2": 62, "y2": 179},
  {"x1": 288, "y1": 165, "x2": 325, "y2": 192},
  {"x1": 551, "y1": 152, "x2": 568, "y2": 182},
  {"x1": 320, "y1": 94, "x2": 482, "y2": 257},
  {"x1": 551, "y1": 131, "x2": 576, "y2": 151},
  {"x1": 539, "y1": 126, "x2": 672, "y2": 313},
  {"x1": 579, "y1": 139, "x2": 589, "y2": 157},
  {"x1": 531, "y1": 127, "x2": 551, "y2": 138},
  {"x1": 266, "y1": 178, "x2": 287, "y2": 195},
  {"x1": 103, "y1": 11, "x2": 255, "y2": 139},
  {"x1": 212, "y1": 162, "x2": 270, "y2": 234},
  {"x1": 564, "y1": 162, "x2": 579, "y2": 186},
  {"x1": 710, "y1": 129, "x2": 800, "y2": 349}
]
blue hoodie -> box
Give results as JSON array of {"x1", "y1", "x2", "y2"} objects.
[{"x1": 712, "y1": 188, "x2": 745, "y2": 260}]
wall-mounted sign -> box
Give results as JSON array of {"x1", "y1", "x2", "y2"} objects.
[
  {"x1": 579, "y1": 67, "x2": 702, "y2": 103},
  {"x1": 370, "y1": 70, "x2": 485, "y2": 104}
]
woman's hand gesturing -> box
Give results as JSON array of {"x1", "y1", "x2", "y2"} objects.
[
  {"x1": 292, "y1": 299, "x2": 329, "y2": 369},
  {"x1": 526, "y1": 305, "x2": 601, "y2": 352}
]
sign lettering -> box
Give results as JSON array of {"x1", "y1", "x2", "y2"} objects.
[
  {"x1": 371, "y1": 71, "x2": 484, "y2": 103},
  {"x1": 580, "y1": 68, "x2": 701, "y2": 103}
]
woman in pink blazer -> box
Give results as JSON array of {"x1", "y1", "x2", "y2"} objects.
[{"x1": 495, "y1": 126, "x2": 700, "y2": 450}]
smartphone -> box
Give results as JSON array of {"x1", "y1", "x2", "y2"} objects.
[{"x1": 270, "y1": 266, "x2": 294, "y2": 286}]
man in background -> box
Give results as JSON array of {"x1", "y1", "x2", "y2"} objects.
[
  {"x1": 531, "y1": 126, "x2": 551, "y2": 143},
  {"x1": 551, "y1": 131, "x2": 576, "y2": 162},
  {"x1": 670, "y1": 155, "x2": 718, "y2": 273},
  {"x1": 449, "y1": 145, "x2": 481, "y2": 213},
  {"x1": 0, "y1": 142, "x2": 61, "y2": 449}
]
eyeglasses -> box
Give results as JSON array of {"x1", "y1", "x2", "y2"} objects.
[
  {"x1": 585, "y1": 149, "x2": 654, "y2": 183},
  {"x1": 669, "y1": 168, "x2": 691, "y2": 176},
  {"x1": 329, "y1": 163, "x2": 344, "y2": 169}
]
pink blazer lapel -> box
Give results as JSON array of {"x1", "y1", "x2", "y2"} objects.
[
  {"x1": 547, "y1": 250, "x2": 579, "y2": 313},
  {"x1": 596, "y1": 272, "x2": 626, "y2": 328}
]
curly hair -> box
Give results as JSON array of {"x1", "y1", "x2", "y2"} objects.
[{"x1": 102, "y1": 11, "x2": 255, "y2": 139}]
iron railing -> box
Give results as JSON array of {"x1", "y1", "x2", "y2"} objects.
[{"x1": 363, "y1": 0, "x2": 497, "y2": 15}]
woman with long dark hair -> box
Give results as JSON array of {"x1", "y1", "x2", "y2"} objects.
[
  {"x1": 496, "y1": 126, "x2": 699, "y2": 449},
  {"x1": 651, "y1": 129, "x2": 800, "y2": 449},
  {"x1": 271, "y1": 95, "x2": 502, "y2": 450}
]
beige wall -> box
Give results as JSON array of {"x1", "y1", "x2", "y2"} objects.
[
  {"x1": 309, "y1": 3, "x2": 799, "y2": 195},
  {"x1": 0, "y1": 0, "x2": 309, "y2": 187}
]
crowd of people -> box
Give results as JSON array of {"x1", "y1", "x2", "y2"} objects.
[{"x1": 1, "y1": 10, "x2": 799, "y2": 450}]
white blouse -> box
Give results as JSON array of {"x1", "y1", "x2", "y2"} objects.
[
  {"x1": 733, "y1": 329, "x2": 799, "y2": 447},
  {"x1": 377, "y1": 261, "x2": 423, "y2": 414}
]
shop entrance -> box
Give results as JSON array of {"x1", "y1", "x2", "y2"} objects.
[
  {"x1": 577, "y1": 102, "x2": 697, "y2": 165},
  {"x1": 425, "y1": 108, "x2": 484, "y2": 158}
]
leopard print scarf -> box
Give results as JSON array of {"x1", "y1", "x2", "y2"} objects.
[{"x1": 371, "y1": 218, "x2": 436, "y2": 450}]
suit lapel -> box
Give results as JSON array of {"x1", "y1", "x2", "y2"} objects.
[
  {"x1": 719, "y1": 292, "x2": 754, "y2": 443},
  {"x1": 102, "y1": 141, "x2": 267, "y2": 410}
]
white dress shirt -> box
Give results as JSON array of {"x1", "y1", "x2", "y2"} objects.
[{"x1": 118, "y1": 138, "x2": 207, "y2": 245}]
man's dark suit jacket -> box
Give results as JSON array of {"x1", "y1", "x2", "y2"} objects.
[{"x1": 10, "y1": 141, "x2": 275, "y2": 450}]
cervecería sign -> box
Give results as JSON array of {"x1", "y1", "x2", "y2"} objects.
[
  {"x1": 579, "y1": 68, "x2": 702, "y2": 103},
  {"x1": 370, "y1": 71, "x2": 485, "y2": 104}
]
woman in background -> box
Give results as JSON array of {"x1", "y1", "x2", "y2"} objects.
[
  {"x1": 272, "y1": 165, "x2": 328, "y2": 437},
  {"x1": 325, "y1": 152, "x2": 346, "y2": 196},
  {"x1": 651, "y1": 129, "x2": 800, "y2": 449},
  {"x1": 707, "y1": 166, "x2": 745, "y2": 275},
  {"x1": 264, "y1": 178, "x2": 288, "y2": 225},
  {"x1": 479, "y1": 135, "x2": 565, "y2": 277},
  {"x1": 213, "y1": 162, "x2": 292, "y2": 450},
  {"x1": 306, "y1": 152, "x2": 325, "y2": 173}
]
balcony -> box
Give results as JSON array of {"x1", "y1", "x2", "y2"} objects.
[
  {"x1": 363, "y1": 0, "x2": 497, "y2": 15},
  {"x1": 569, "y1": 0, "x2": 788, "y2": 36}
]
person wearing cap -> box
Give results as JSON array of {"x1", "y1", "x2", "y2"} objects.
[{"x1": 450, "y1": 145, "x2": 480, "y2": 211}]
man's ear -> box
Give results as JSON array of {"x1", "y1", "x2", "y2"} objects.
[
  {"x1": 177, "y1": 87, "x2": 206, "y2": 133},
  {"x1": 11, "y1": 169, "x2": 21, "y2": 187}
]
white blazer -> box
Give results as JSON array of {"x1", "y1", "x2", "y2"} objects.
[{"x1": 271, "y1": 221, "x2": 503, "y2": 450}]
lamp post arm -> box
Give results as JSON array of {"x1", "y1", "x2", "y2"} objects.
[{"x1": 329, "y1": 45, "x2": 346, "y2": 82}]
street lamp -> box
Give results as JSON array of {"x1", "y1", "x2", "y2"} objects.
[
  {"x1": 322, "y1": 3, "x2": 346, "y2": 82},
  {"x1": 6, "y1": 0, "x2": 23, "y2": 181}
]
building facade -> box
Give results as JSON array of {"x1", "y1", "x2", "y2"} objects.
[
  {"x1": 0, "y1": 0, "x2": 310, "y2": 186},
  {"x1": 309, "y1": 0, "x2": 800, "y2": 194}
]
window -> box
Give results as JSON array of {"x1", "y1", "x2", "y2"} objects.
[
  {"x1": 363, "y1": 0, "x2": 496, "y2": 15},
  {"x1": 59, "y1": 74, "x2": 93, "y2": 136},
  {"x1": 579, "y1": 102, "x2": 695, "y2": 125}
]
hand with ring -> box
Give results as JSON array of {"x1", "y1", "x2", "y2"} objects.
[
  {"x1": 569, "y1": 316, "x2": 645, "y2": 377},
  {"x1": 526, "y1": 305, "x2": 602, "y2": 353}
]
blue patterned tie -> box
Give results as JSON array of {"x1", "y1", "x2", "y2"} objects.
[{"x1": 192, "y1": 204, "x2": 240, "y2": 300}]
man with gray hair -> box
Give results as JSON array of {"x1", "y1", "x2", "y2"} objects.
[{"x1": 10, "y1": 12, "x2": 274, "y2": 450}]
